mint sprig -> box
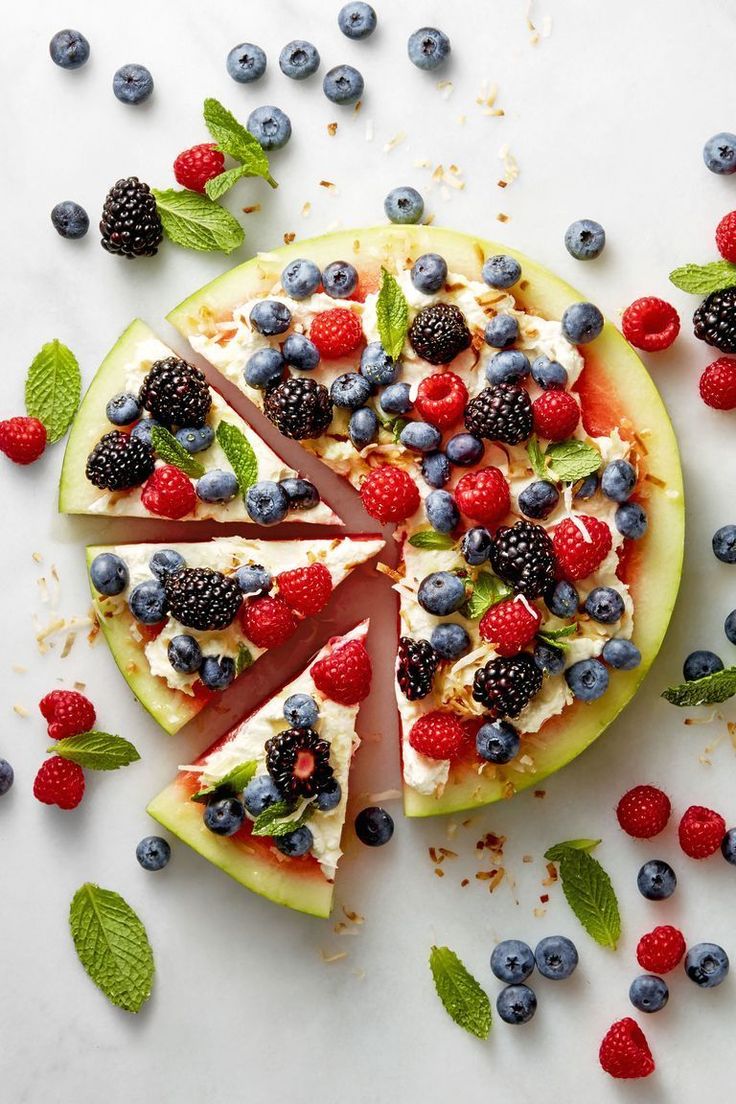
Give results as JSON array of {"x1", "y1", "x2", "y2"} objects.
[
  {"x1": 235, "y1": 643, "x2": 253, "y2": 675},
  {"x1": 545, "y1": 439, "x2": 601, "y2": 483},
  {"x1": 544, "y1": 840, "x2": 620, "y2": 949},
  {"x1": 203, "y1": 98, "x2": 277, "y2": 193},
  {"x1": 24, "y1": 340, "x2": 81, "y2": 443},
  {"x1": 527, "y1": 434, "x2": 548, "y2": 480},
  {"x1": 376, "y1": 268, "x2": 409, "y2": 361},
  {"x1": 662, "y1": 666, "x2": 736, "y2": 706},
  {"x1": 69, "y1": 883, "x2": 154, "y2": 1013},
  {"x1": 464, "y1": 572, "x2": 511, "y2": 620},
  {"x1": 151, "y1": 424, "x2": 205, "y2": 478},
  {"x1": 51, "y1": 731, "x2": 140, "y2": 770},
  {"x1": 544, "y1": 838, "x2": 601, "y2": 862},
  {"x1": 429, "y1": 946, "x2": 491, "y2": 1039},
  {"x1": 251, "y1": 800, "x2": 314, "y2": 838},
  {"x1": 538, "y1": 623, "x2": 578, "y2": 651},
  {"x1": 669, "y1": 260, "x2": 736, "y2": 295},
  {"x1": 191, "y1": 759, "x2": 257, "y2": 803},
  {"x1": 408, "y1": 530, "x2": 455, "y2": 550},
  {"x1": 152, "y1": 188, "x2": 244, "y2": 255},
  {"x1": 215, "y1": 422, "x2": 258, "y2": 495}
]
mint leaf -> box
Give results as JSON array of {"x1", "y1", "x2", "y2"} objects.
[
  {"x1": 215, "y1": 422, "x2": 258, "y2": 494},
  {"x1": 69, "y1": 884, "x2": 154, "y2": 1013},
  {"x1": 24, "y1": 340, "x2": 81, "y2": 443},
  {"x1": 151, "y1": 425, "x2": 205, "y2": 478},
  {"x1": 669, "y1": 260, "x2": 736, "y2": 295},
  {"x1": 205, "y1": 165, "x2": 251, "y2": 201},
  {"x1": 51, "y1": 731, "x2": 140, "y2": 771},
  {"x1": 235, "y1": 643, "x2": 253, "y2": 675},
  {"x1": 545, "y1": 439, "x2": 601, "y2": 483},
  {"x1": 408, "y1": 530, "x2": 455, "y2": 550},
  {"x1": 538, "y1": 624, "x2": 578, "y2": 651},
  {"x1": 376, "y1": 268, "x2": 409, "y2": 361},
  {"x1": 544, "y1": 839, "x2": 601, "y2": 862},
  {"x1": 391, "y1": 416, "x2": 409, "y2": 444},
  {"x1": 251, "y1": 800, "x2": 314, "y2": 838},
  {"x1": 464, "y1": 572, "x2": 511, "y2": 620},
  {"x1": 191, "y1": 759, "x2": 258, "y2": 803},
  {"x1": 662, "y1": 666, "x2": 736, "y2": 706},
  {"x1": 548, "y1": 845, "x2": 620, "y2": 949},
  {"x1": 152, "y1": 188, "x2": 244, "y2": 254},
  {"x1": 429, "y1": 946, "x2": 491, "y2": 1039},
  {"x1": 527, "y1": 434, "x2": 548, "y2": 480},
  {"x1": 203, "y1": 98, "x2": 277, "y2": 189}
]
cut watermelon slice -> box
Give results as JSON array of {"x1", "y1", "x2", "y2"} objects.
[
  {"x1": 147, "y1": 620, "x2": 371, "y2": 917},
  {"x1": 87, "y1": 535, "x2": 383, "y2": 734}
]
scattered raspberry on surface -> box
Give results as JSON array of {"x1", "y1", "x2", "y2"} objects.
[
  {"x1": 173, "y1": 143, "x2": 226, "y2": 194},
  {"x1": 39, "y1": 690, "x2": 96, "y2": 740},
  {"x1": 678, "y1": 804, "x2": 726, "y2": 858},
  {"x1": 531, "y1": 390, "x2": 580, "y2": 441},
  {"x1": 636, "y1": 925, "x2": 686, "y2": 973},
  {"x1": 598, "y1": 1017, "x2": 655, "y2": 1080},
  {"x1": 141, "y1": 465, "x2": 197, "y2": 519},
  {"x1": 553, "y1": 515, "x2": 612, "y2": 580},
  {"x1": 241, "y1": 596, "x2": 297, "y2": 649},
  {"x1": 310, "y1": 308, "x2": 364, "y2": 359},
  {"x1": 715, "y1": 210, "x2": 736, "y2": 263},
  {"x1": 277, "y1": 562, "x2": 333, "y2": 617},
  {"x1": 311, "y1": 637, "x2": 372, "y2": 704},
  {"x1": 616, "y1": 784, "x2": 671, "y2": 838},
  {"x1": 454, "y1": 466, "x2": 510, "y2": 525},
  {"x1": 360, "y1": 464, "x2": 420, "y2": 523},
  {"x1": 479, "y1": 597, "x2": 541, "y2": 656},
  {"x1": 621, "y1": 297, "x2": 680, "y2": 352},
  {"x1": 414, "y1": 371, "x2": 469, "y2": 428},
  {"x1": 699, "y1": 357, "x2": 736, "y2": 410},
  {"x1": 408, "y1": 710, "x2": 466, "y2": 760},
  {"x1": 0, "y1": 416, "x2": 47, "y2": 465},
  {"x1": 33, "y1": 757, "x2": 85, "y2": 810}
]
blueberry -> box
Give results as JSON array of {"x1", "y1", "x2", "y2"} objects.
[
  {"x1": 247, "y1": 106, "x2": 292, "y2": 150},
  {"x1": 227, "y1": 43, "x2": 267, "y2": 84},
  {"x1": 323, "y1": 260, "x2": 358, "y2": 299},
  {"x1": 380, "y1": 382, "x2": 412, "y2": 415},
  {"x1": 90, "y1": 552, "x2": 129, "y2": 596},
  {"x1": 279, "y1": 40, "x2": 320, "y2": 80},
  {"x1": 725, "y1": 609, "x2": 736, "y2": 645},
  {"x1": 407, "y1": 27, "x2": 451, "y2": 70},
  {"x1": 276, "y1": 826, "x2": 314, "y2": 856},
  {"x1": 280, "y1": 478, "x2": 320, "y2": 511},
  {"x1": 400, "y1": 420, "x2": 442, "y2": 453},
  {"x1": 564, "y1": 219, "x2": 606, "y2": 261},
  {"x1": 430, "y1": 622, "x2": 471, "y2": 660},
  {"x1": 426, "y1": 489, "x2": 460, "y2": 533},
  {"x1": 565, "y1": 658, "x2": 609, "y2": 701},
  {"x1": 323, "y1": 65, "x2": 364, "y2": 105},
  {"x1": 629, "y1": 974, "x2": 669, "y2": 1013},
  {"x1": 601, "y1": 459, "x2": 636, "y2": 502},
  {"x1": 245, "y1": 347, "x2": 285, "y2": 389},
  {"x1": 349, "y1": 407, "x2": 379, "y2": 448},
  {"x1": 245, "y1": 480, "x2": 289, "y2": 524},
  {"x1": 683, "y1": 649, "x2": 723, "y2": 681},
  {"x1": 250, "y1": 300, "x2": 291, "y2": 337},
  {"x1": 128, "y1": 580, "x2": 168, "y2": 624},
  {"x1": 615, "y1": 502, "x2": 648, "y2": 540},
  {"x1": 445, "y1": 432, "x2": 484, "y2": 467},
  {"x1": 49, "y1": 28, "x2": 90, "y2": 69},
  {"x1": 685, "y1": 943, "x2": 729, "y2": 988},
  {"x1": 534, "y1": 935, "x2": 578, "y2": 980},
  {"x1": 713, "y1": 524, "x2": 736, "y2": 563},
  {"x1": 136, "y1": 836, "x2": 171, "y2": 871},
  {"x1": 476, "y1": 720, "x2": 520, "y2": 764},
  {"x1": 485, "y1": 348, "x2": 531, "y2": 385},
  {"x1": 51, "y1": 201, "x2": 89, "y2": 240},
  {"x1": 355, "y1": 806, "x2": 394, "y2": 846},
  {"x1": 113, "y1": 64, "x2": 154, "y2": 105},
  {"x1": 149, "y1": 549, "x2": 186, "y2": 580},
  {"x1": 496, "y1": 984, "x2": 537, "y2": 1025},
  {"x1": 418, "y1": 572, "x2": 466, "y2": 616},
  {"x1": 168, "y1": 634, "x2": 202, "y2": 674},
  {"x1": 281, "y1": 259, "x2": 322, "y2": 300},
  {"x1": 338, "y1": 2, "x2": 377, "y2": 38},
  {"x1": 574, "y1": 472, "x2": 598, "y2": 499},
  {"x1": 283, "y1": 692, "x2": 319, "y2": 729},
  {"x1": 420, "y1": 450, "x2": 451, "y2": 488},
  {"x1": 234, "y1": 563, "x2": 272, "y2": 596},
  {"x1": 131, "y1": 418, "x2": 161, "y2": 448},
  {"x1": 703, "y1": 133, "x2": 736, "y2": 175},
  {"x1": 411, "y1": 253, "x2": 448, "y2": 294},
  {"x1": 200, "y1": 655, "x2": 236, "y2": 691},
  {"x1": 546, "y1": 580, "x2": 579, "y2": 618},
  {"x1": 315, "y1": 779, "x2": 342, "y2": 812},
  {"x1": 360, "y1": 343, "x2": 398, "y2": 386},
  {"x1": 175, "y1": 425, "x2": 215, "y2": 454},
  {"x1": 196, "y1": 469, "x2": 239, "y2": 504},
  {"x1": 490, "y1": 939, "x2": 535, "y2": 983},
  {"x1": 518, "y1": 480, "x2": 559, "y2": 520},
  {"x1": 602, "y1": 638, "x2": 641, "y2": 670},
  {"x1": 282, "y1": 334, "x2": 320, "y2": 371},
  {"x1": 244, "y1": 775, "x2": 283, "y2": 816},
  {"x1": 485, "y1": 314, "x2": 519, "y2": 349},
  {"x1": 384, "y1": 186, "x2": 424, "y2": 225},
  {"x1": 531, "y1": 354, "x2": 568, "y2": 390},
  {"x1": 637, "y1": 859, "x2": 677, "y2": 901},
  {"x1": 204, "y1": 796, "x2": 245, "y2": 836},
  {"x1": 561, "y1": 302, "x2": 604, "y2": 344},
  {"x1": 461, "y1": 527, "x2": 492, "y2": 565},
  {"x1": 721, "y1": 827, "x2": 736, "y2": 864},
  {"x1": 106, "y1": 393, "x2": 141, "y2": 426},
  {"x1": 534, "y1": 642, "x2": 565, "y2": 676},
  {"x1": 331, "y1": 372, "x2": 372, "y2": 410},
  {"x1": 482, "y1": 254, "x2": 521, "y2": 290},
  {"x1": 585, "y1": 586, "x2": 625, "y2": 624},
  {"x1": 0, "y1": 759, "x2": 14, "y2": 796}
]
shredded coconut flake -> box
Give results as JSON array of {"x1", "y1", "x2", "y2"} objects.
[{"x1": 570, "y1": 514, "x2": 593, "y2": 543}]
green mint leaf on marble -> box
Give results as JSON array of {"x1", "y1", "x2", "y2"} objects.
[
  {"x1": 69, "y1": 883, "x2": 154, "y2": 1013},
  {"x1": 215, "y1": 422, "x2": 258, "y2": 495},
  {"x1": 150, "y1": 425, "x2": 205, "y2": 478},
  {"x1": 669, "y1": 260, "x2": 736, "y2": 295},
  {"x1": 203, "y1": 98, "x2": 277, "y2": 189},
  {"x1": 408, "y1": 530, "x2": 455, "y2": 550},
  {"x1": 376, "y1": 267, "x2": 409, "y2": 361},
  {"x1": 544, "y1": 839, "x2": 601, "y2": 862},
  {"x1": 429, "y1": 946, "x2": 491, "y2": 1040},
  {"x1": 545, "y1": 439, "x2": 601, "y2": 483},
  {"x1": 235, "y1": 643, "x2": 254, "y2": 676},
  {"x1": 152, "y1": 188, "x2": 244, "y2": 255},
  {"x1": 205, "y1": 165, "x2": 250, "y2": 202},
  {"x1": 527, "y1": 434, "x2": 548, "y2": 481},
  {"x1": 24, "y1": 340, "x2": 81, "y2": 444},
  {"x1": 251, "y1": 800, "x2": 314, "y2": 838},
  {"x1": 464, "y1": 572, "x2": 512, "y2": 620},
  {"x1": 662, "y1": 666, "x2": 736, "y2": 707},
  {"x1": 50, "y1": 731, "x2": 140, "y2": 771},
  {"x1": 545, "y1": 843, "x2": 620, "y2": 949},
  {"x1": 191, "y1": 759, "x2": 258, "y2": 803}
]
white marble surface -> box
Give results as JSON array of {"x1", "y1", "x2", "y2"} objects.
[{"x1": 3, "y1": 0, "x2": 736, "y2": 1099}]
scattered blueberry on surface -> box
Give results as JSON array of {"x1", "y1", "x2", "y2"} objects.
[
  {"x1": 175, "y1": 425, "x2": 215, "y2": 453},
  {"x1": 411, "y1": 253, "x2": 447, "y2": 294},
  {"x1": 282, "y1": 334, "x2": 320, "y2": 371},
  {"x1": 279, "y1": 40, "x2": 320, "y2": 80},
  {"x1": 136, "y1": 836, "x2": 171, "y2": 871},
  {"x1": 534, "y1": 935, "x2": 578, "y2": 980},
  {"x1": 585, "y1": 586, "x2": 625, "y2": 624},
  {"x1": 615, "y1": 501, "x2": 648, "y2": 540},
  {"x1": 167, "y1": 634, "x2": 203, "y2": 674},
  {"x1": 564, "y1": 219, "x2": 606, "y2": 260},
  {"x1": 234, "y1": 563, "x2": 272, "y2": 596},
  {"x1": 531, "y1": 354, "x2": 568, "y2": 390},
  {"x1": 683, "y1": 649, "x2": 723, "y2": 681},
  {"x1": 476, "y1": 720, "x2": 520, "y2": 764},
  {"x1": 602, "y1": 638, "x2": 641, "y2": 670},
  {"x1": 105, "y1": 393, "x2": 141, "y2": 426},
  {"x1": 315, "y1": 779, "x2": 342, "y2": 812},
  {"x1": 430, "y1": 622, "x2": 471, "y2": 660},
  {"x1": 149, "y1": 549, "x2": 186, "y2": 580},
  {"x1": 407, "y1": 27, "x2": 451, "y2": 70},
  {"x1": 196, "y1": 469, "x2": 239, "y2": 504},
  {"x1": 518, "y1": 480, "x2": 559, "y2": 520},
  {"x1": 204, "y1": 796, "x2": 245, "y2": 836},
  {"x1": 482, "y1": 254, "x2": 521, "y2": 289},
  {"x1": 360, "y1": 343, "x2": 398, "y2": 386},
  {"x1": 323, "y1": 260, "x2": 358, "y2": 298},
  {"x1": 200, "y1": 655, "x2": 236, "y2": 691},
  {"x1": 425, "y1": 489, "x2": 460, "y2": 533},
  {"x1": 227, "y1": 42, "x2": 267, "y2": 83},
  {"x1": 283, "y1": 693, "x2": 319, "y2": 729},
  {"x1": 445, "y1": 432, "x2": 484, "y2": 467},
  {"x1": 246, "y1": 481, "x2": 290, "y2": 525},
  {"x1": 703, "y1": 132, "x2": 736, "y2": 175},
  {"x1": 496, "y1": 984, "x2": 537, "y2": 1025},
  {"x1": 349, "y1": 406, "x2": 379, "y2": 448},
  {"x1": 0, "y1": 758, "x2": 15, "y2": 796},
  {"x1": 323, "y1": 64, "x2": 364, "y2": 105},
  {"x1": 629, "y1": 974, "x2": 669, "y2": 1013},
  {"x1": 245, "y1": 347, "x2": 286, "y2": 389},
  {"x1": 331, "y1": 371, "x2": 372, "y2": 410},
  {"x1": 113, "y1": 64, "x2": 154, "y2": 105},
  {"x1": 486, "y1": 348, "x2": 531, "y2": 385},
  {"x1": 281, "y1": 258, "x2": 321, "y2": 299},
  {"x1": 51, "y1": 201, "x2": 89, "y2": 240},
  {"x1": 250, "y1": 299, "x2": 292, "y2": 336},
  {"x1": 725, "y1": 609, "x2": 736, "y2": 645},
  {"x1": 384, "y1": 186, "x2": 424, "y2": 225},
  {"x1": 461, "y1": 526, "x2": 492, "y2": 565},
  {"x1": 49, "y1": 29, "x2": 90, "y2": 69},
  {"x1": 546, "y1": 579, "x2": 579, "y2": 618},
  {"x1": 484, "y1": 314, "x2": 519, "y2": 349},
  {"x1": 490, "y1": 939, "x2": 535, "y2": 983},
  {"x1": 684, "y1": 943, "x2": 729, "y2": 988},
  {"x1": 601, "y1": 459, "x2": 636, "y2": 502},
  {"x1": 721, "y1": 827, "x2": 736, "y2": 865},
  {"x1": 400, "y1": 420, "x2": 442, "y2": 453},
  {"x1": 534, "y1": 642, "x2": 565, "y2": 676},
  {"x1": 355, "y1": 806, "x2": 394, "y2": 846},
  {"x1": 561, "y1": 301, "x2": 604, "y2": 344},
  {"x1": 420, "y1": 451, "x2": 451, "y2": 488},
  {"x1": 128, "y1": 580, "x2": 168, "y2": 624},
  {"x1": 276, "y1": 826, "x2": 314, "y2": 856},
  {"x1": 713, "y1": 524, "x2": 736, "y2": 564},
  {"x1": 244, "y1": 775, "x2": 283, "y2": 817},
  {"x1": 90, "y1": 552, "x2": 129, "y2": 596},
  {"x1": 565, "y1": 657, "x2": 609, "y2": 701},
  {"x1": 338, "y1": 2, "x2": 377, "y2": 39},
  {"x1": 247, "y1": 106, "x2": 292, "y2": 150},
  {"x1": 280, "y1": 477, "x2": 320, "y2": 511},
  {"x1": 637, "y1": 859, "x2": 677, "y2": 901}
]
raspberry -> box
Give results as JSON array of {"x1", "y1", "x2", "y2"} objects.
[
  {"x1": 531, "y1": 390, "x2": 580, "y2": 441},
  {"x1": 408, "y1": 710, "x2": 465, "y2": 760},
  {"x1": 553, "y1": 515, "x2": 612, "y2": 580},
  {"x1": 678, "y1": 804, "x2": 726, "y2": 858},
  {"x1": 599, "y1": 1018, "x2": 654, "y2": 1080},
  {"x1": 479, "y1": 597, "x2": 541, "y2": 656},
  {"x1": 173, "y1": 143, "x2": 226, "y2": 194},
  {"x1": 360, "y1": 464, "x2": 420, "y2": 523},
  {"x1": 0, "y1": 416, "x2": 47, "y2": 464},
  {"x1": 716, "y1": 210, "x2": 736, "y2": 263},
  {"x1": 616, "y1": 784, "x2": 671, "y2": 838},
  {"x1": 621, "y1": 297, "x2": 680, "y2": 352},
  {"x1": 636, "y1": 925, "x2": 686, "y2": 973},
  {"x1": 39, "y1": 690, "x2": 96, "y2": 740},
  {"x1": 414, "y1": 371, "x2": 468, "y2": 429},
  {"x1": 141, "y1": 465, "x2": 197, "y2": 519},
  {"x1": 33, "y1": 757, "x2": 85, "y2": 810},
  {"x1": 277, "y1": 562, "x2": 333, "y2": 616},
  {"x1": 699, "y1": 357, "x2": 736, "y2": 409},
  {"x1": 310, "y1": 308, "x2": 363, "y2": 359},
  {"x1": 241, "y1": 596, "x2": 297, "y2": 649},
  {"x1": 454, "y1": 467, "x2": 510, "y2": 525},
  {"x1": 311, "y1": 637, "x2": 372, "y2": 704}
]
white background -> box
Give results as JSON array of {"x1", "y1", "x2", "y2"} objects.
[{"x1": 3, "y1": 1, "x2": 736, "y2": 1100}]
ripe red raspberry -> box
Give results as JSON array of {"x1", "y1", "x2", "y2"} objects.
[
  {"x1": 553, "y1": 515, "x2": 612, "y2": 580},
  {"x1": 636, "y1": 925, "x2": 686, "y2": 973},
  {"x1": 716, "y1": 210, "x2": 736, "y2": 262},
  {"x1": 141, "y1": 465, "x2": 197, "y2": 519},
  {"x1": 173, "y1": 143, "x2": 226, "y2": 194},
  {"x1": 454, "y1": 466, "x2": 510, "y2": 525},
  {"x1": 277, "y1": 562, "x2": 333, "y2": 617},
  {"x1": 310, "y1": 308, "x2": 364, "y2": 359},
  {"x1": 241, "y1": 596, "x2": 297, "y2": 649},
  {"x1": 39, "y1": 689, "x2": 96, "y2": 740},
  {"x1": 599, "y1": 1017, "x2": 654, "y2": 1080},
  {"x1": 479, "y1": 597, "x2": 541, "y2": 656},
  {"x1": 0, "y1": 416, "x2": 47, "y2": 465},
  {"x1": 33, "y1": 757, "x2": 85, "y2": 810},
  {"x1": 414, "y1": 371, "x2": 468, "y2": 429},
  {"x1": 699, "y1": 357, "x2": 736, "y2": 410},
  {"x1": 408, "y1": 711, "x2": 465, "y2": 760},
  {"x1": 621, "y1": 297, "x2": 680, "y2": 352},
  {"x1": 531, "y1": 390, "x2": 580, "y2": 441},
  {"x1": 360, "y1": 464, "x2": 420, "y2": 523},
  {"x1": 616, "y1": 784, "x2": 671, "y2": 838},
  {"x1": 311, "y1": 637, "x2": 372, "y2": 704},
  {"x1": 678, "y1": 804, "x2": 726, "y2": 858}
]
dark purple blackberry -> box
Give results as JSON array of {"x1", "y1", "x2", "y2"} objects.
[
  {"x1": 408, "y1": 303, "x2": 472, "y2": 365},
  {"x1": 138, "y1": 357, "x2": 212, "y2": 428},
  {"x1": 265, "y1": 728, "x2": 334, "y2": 801},
  {"x1": 85, "y1": 430, "x2": 154, "y2": 491},
  {"x1": 264, "y1": 376, "x2": 333, "y2": 439},
  {"x1": 693, "y1": 286, "x2": 736, "y2": 353},
  {"x1": 99, "y1": 177, "x2": 163, "y2": 258},
  {"x1": 164, "y1": 568, "x2": 242, "y2": 631},
  {"x1": 489, "y1": 520, "x2": 557, "y2": 599},
  {"x1": 397, "y1": 637, "x2": 439, "y2": 701},
  {"x1": 472, "y1": 653, "x2": 543, "y2": 717},
  {"x1": 465, "y1": 384, "x2": 533, "y2": 445}
]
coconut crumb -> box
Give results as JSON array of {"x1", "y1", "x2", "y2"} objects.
[
  {"x1": 570, "y1": 514, "x2": 593, "y2": 543},
  {"x1": 534, "y1": 789, "x2": 546, "y2": 799},
  {"x1": 12, "y1": 664, "x2": 26, "y2": 674},
  {"x1": 522, "y1": 854, "x2": 533, "y2": 863},
  {"x1": 13, "y1": 704, "x2": 29, "y2": 718},
  {"x1": 32, "y1": 552, "x2": 42, "y2": 564},
  {"x1": 533, "y1": 907, "x2": 546, "y2": 918},
  {"x1": 383, "y1": 131, "x2": 407, "y2": 153},
  {"x1": 365, "y1": 119, "x2": 374, "y2": 142},
  {"x1": 60, "y1": 632, "x2": 76, "y2": 659},
  {"x1": 327, "y1": 121, "x2": 338, "y2": 137},
  {"x1": 376, "y1": 561, "x2": 403, "y2": 583},
  {"x1": 542, "y1": 863, "x2": 558, "y2": 887},
  {"x1": 320, "y1": 950, "x2": 348, "y2": 964},
  {"x1": 499, "y1": 144, "x2": 520, "y2": 185},
  {"x1": 342, "y1": 906, "x2": 364, "y2": 925},
  {"x1": 283, "y1": 232, "x2": 296, "y2": 245},
  {"x1": 320, "y1": 180, "x2": 337, "y2": 191},
  {"x1": 437, "y1": 80, "x2": 454, "y2": 100},
  {"x1": 497, "y1": 213, "x2": 510, "y2": 223},
  {"x1": 434, "y1": 868, "x2": 445, "y2": 878},
  {"x1": 301, "y1": 202, "x2": 312, "y2": 218},
  {"x1": 242, "y1": 204, "x2": 261, "y2": 215}
]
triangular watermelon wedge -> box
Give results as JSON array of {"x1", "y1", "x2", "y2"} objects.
[{"x1": 147, "y1": 620, "x2": 371, "y2": 917}]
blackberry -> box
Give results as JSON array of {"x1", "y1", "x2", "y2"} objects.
[
  {"x1": 139, "y1": 357, "x2": 211, "y2": 428},
  {"x1": 264, "y1": 377, "x2": 333, "y2": 439},
  {"x1": 693, "y1": 286, "x2": 736, "y2": 353},
  {"x1": 473, "y1": 653, "x2": 543, "y2": 717},
  {"x1": 408, "y1": 303, "x2": 472, "y2": 365},
  {"x1": 397, "y1": 636, "x2": 439, "y2": 701},
  {"x1": 85, "y1": 430, "x2": 154, "y2": 491},
  {"x1": 164, "y1": 568, "x2": 242, "y2": 631},
  {"x1": 490, "y1": 520, "x2": 557, "y2": 598},
  {"x1": 100, "y1": 177, "x2": 163, "y2": 258},
  {"x1": 465, "y1": 384, "x2": 533, "y2": 445},
  {"x1": 265, "y1": 728, "x2": 334, "y2": 801}
]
